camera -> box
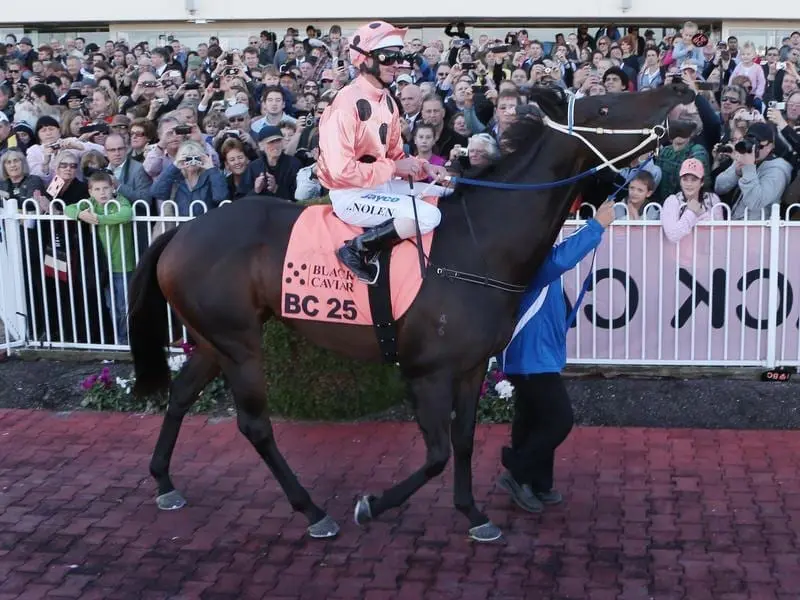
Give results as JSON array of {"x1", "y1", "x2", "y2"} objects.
[
  {"x1": 182, "y1": 155, "x2": 204, "y2": 167},
  {"x1": 718, "y1": 144, "x2": 733, "y2": 154},
  {"x1": 458, "y1": 147, "x2": 469, "y2": 157},
  {"x1": 769, "y1": 100, "x2": 786, "y2": 110},
  {"x1": 174, "y1": 124, "x2": 193, "y2": 135},
  {"x1": 460, "y1": 62, "x2": 476, "y2": 70},
  {"x1": 142, "y1": 81, "x2": 158, "y2": 88},
  {"x1": 223, "y1": 66, "x2": 239, "y2": 76},
  {"x1": 777, "y1": 62, "x2": 787, "y2": 71},
  {"x1": 734, "y1": 135, "x2": 757, "y2": 154},
  {"x1": 671, "y1": 73, "x2": 683, "y2": 83}
]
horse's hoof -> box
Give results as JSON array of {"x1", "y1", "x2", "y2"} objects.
[
  {"x1": 469, "y1": 521, "x2": 503, "y2": 542},
  {"x1": 307, "y1": 515, "x2": 340, "y2": 539},
  {"x1": 156, "y1": 490, "x2": 186, "y2": 511},
  {"x1": 353, "y1": 495, "x2": 373, "y2": 526}
]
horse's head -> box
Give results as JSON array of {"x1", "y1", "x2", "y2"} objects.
[{"x1": 529, "y1": 82, "x2": 696, "y2": 172}]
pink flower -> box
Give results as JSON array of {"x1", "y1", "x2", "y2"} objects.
[
  {"x1": 480, "y1": 381, "x2": 489, "y2": 396},
  {"x1": 81, "y1": 374, "x2": 98, "y2": 390},
  {"x1": 181, "y1": 342, "x2": 195, "y2": 356},
  {"x1": 492, "y1": 370, "x2": 505, "y2": 383}
]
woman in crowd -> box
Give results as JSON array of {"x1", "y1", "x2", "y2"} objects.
[
  {"x1": 150, "y1": 139, "x2": 228, "y2": 216},
  {"x1": 220, "y1": 137, "x2": 251, "y2": 199},
  {"x1": 27, "y1": 116, "x2": 105, "y2": 184},
  {"x1": 661, "y1": 158, "x2": 725, "y2": 243}
]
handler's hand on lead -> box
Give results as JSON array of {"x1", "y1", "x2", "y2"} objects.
[
  {"x1": 394, "y1": 157, "x2": 423, "y2": 178},
  {"x1": 596, "y1": 199, "x2": 616, "y2": 228}
]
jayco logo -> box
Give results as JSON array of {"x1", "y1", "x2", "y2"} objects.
[{"x1": 360, "y1": 193, "x2": 400, "y2": 202}]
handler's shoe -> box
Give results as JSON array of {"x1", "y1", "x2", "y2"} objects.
[
  {"x1": 535, "y1": 489, "x2": 563, "y2": 505},
  {"x1": 497, "y1": 471, "x2": 543, "y2": 513}
]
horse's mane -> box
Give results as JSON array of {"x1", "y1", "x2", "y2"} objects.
[{"x1": 450, "y1": 85, "x2": 568, "y2": 196}]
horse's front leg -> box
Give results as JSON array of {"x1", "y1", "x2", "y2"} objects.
[{"x1": 451, "y1": 364, "x2": 501, "y2": 541}]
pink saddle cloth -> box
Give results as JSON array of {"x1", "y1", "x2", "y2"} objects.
[{"x1": 281, "y1": 202, "x2": 437, "y2": 325}]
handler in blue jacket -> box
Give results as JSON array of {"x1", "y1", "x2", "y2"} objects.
[{"x1": 497, "y1": 200, "x2": 615, "y2": 513}]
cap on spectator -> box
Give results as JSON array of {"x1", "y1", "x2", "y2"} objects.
[
  {"x1": 396, "y1": 74, "x2": 413, "y2": 85},
  {"x1": 679, "y1": 158, "x2": 705, "y2": 179},
  {"x1": 257, "y1": 125, "x2": 283, "y2": 143},
  {"x1": 13, "y1": 121, "x2": 35, "y2": 139},
  {"x1": 19, "y1": 37, "x2": 33, "y2": 47},
  {"x1": 680, "y1": 61, "x2": 698, "y2": 72},
  {"x1": 602, "y1": 66, "x2": 629, "y2": 88},
  {"x1": 225, "y1": 103, "x2": 249, "y2": 119},
  {"x1": 320, "y1": 69, "x2": 335, "y2": 82},
  {"x1": 111, "y1": 114, "x2": 131, "y2": 128},
  {"x1": 59, "y1": 87, "x2": 85, "y2": 105},
  {"x1": 747, "y1": 122, "x2": 775, "y2": 144}
]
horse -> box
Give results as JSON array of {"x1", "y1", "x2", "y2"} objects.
[{"x1": 128, "y1": 83, "x2": 695, "y2": 542}]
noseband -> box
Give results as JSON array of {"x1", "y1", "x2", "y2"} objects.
[{"x1": 540, "y1": 93, "x2": 667, "y2": 174}]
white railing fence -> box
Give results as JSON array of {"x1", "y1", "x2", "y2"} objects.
[{"x1": 1, "y1": 198, "x2": 799, "y2": 368}]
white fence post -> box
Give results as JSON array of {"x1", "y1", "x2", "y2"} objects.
[
  {"x1": 1, "y1": 198, "x2": 28, "y2": 352},
  {"x1": 765, "y1": 203, "x2": 782, "y2": 369}
]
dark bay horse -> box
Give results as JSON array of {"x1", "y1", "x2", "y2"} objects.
[{"x1": 128, "y1": 83, "x2": 694, "y2": 542}]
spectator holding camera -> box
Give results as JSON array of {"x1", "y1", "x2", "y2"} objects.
[
  {"x1": 150, "y1": 139, "x2": 227, "y2": 216},
  {"x1": 714, "y1": 122, "x2": 792, "y2": 219}
]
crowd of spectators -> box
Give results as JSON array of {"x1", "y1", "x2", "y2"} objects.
[{"x1": 2, "y1": 22, "x2": 800, "y2": 248}]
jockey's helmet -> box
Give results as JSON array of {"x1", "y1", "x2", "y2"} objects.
[{"x1": 349, "y1": 21, "x2": 408, "y2": 68}]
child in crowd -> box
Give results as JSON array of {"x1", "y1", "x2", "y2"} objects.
[
  {"x1": 661, "y1": 158, "x2": 725, "y2": 243},
  {"x1": 615, "y1": 170, "x2": 660, "y2": 220},
  {"x1": 412, "y1": 123, "x2": 447, "y2": 181},
  {"x1": 731, "y1": 41, "x2": 766, "y2": 98},
  {"x1": 64, "y1": 171, "x2": 135, "y2": 343},
  {"x1": 670, "y1": 21, "x2": 705, "y2": 69}
]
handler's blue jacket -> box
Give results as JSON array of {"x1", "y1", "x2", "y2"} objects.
[{"x1": 500, "y1": 219, "x2": 605, "y2": 375}]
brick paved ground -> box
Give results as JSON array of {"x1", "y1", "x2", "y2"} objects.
[{"x1": 0, "y1": 409, "x2": 799, "y2": 600}]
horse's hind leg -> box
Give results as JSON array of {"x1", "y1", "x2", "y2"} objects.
[
  {"x1": 354, "y1": 371, "x2": 453, "y2": 526},
  {"x1": 150, "y1": 346, "x2": 219, "y2": 510},
  {"x1": 451, "y1": 365, "x2": 501, "y2": 542},
  {"x1": 220, "y1": 342, "x2": 339, "y2": 539}
]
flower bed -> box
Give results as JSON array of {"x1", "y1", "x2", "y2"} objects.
[{"x1": 80, "y1": 322, "x2": 516, "y2": 422}]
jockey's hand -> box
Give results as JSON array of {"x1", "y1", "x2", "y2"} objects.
[
  {"x1": 394, "y1": 157, "x2": 424, "y2": 178},
  {"x1": 424, "y1": 162, "x2": 450, "y2": 182}
]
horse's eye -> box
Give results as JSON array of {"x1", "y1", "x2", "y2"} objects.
[{"x1": 599, "y1": 107, "x2": 609, "y2": 116}]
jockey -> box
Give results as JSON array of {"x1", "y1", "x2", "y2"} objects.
[{"x1": 316, "y1": 21, "x2": 451, "y2": 285}]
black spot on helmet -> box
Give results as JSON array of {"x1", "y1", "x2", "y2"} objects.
[
  {"x1": 352, "y1": 35, "x2": 361, "y2": 46},
  {"x1": 379, "y1": 123, "x2": 388, "y2": 145},
  {"x1": 369, "y1": 22, "x2": 382, "y2": 29},
  {"x1": 356, "y1": 99, "x2": 372, "y2": 121},
  {"x1": 386, "y1": 95, "x2": 395, "y2": 113}
]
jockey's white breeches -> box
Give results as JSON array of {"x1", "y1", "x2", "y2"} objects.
[{"x1": 330, "y1": 180, "x2": 452, "y2": 239}]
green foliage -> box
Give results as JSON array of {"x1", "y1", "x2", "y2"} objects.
[{"x1": 261, "y1": 321, "x2": 406, "y2": 419}]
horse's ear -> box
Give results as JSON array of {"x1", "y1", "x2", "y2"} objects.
[{"x1": 527, "y1": 84, "x2": 568, "y2": 122}]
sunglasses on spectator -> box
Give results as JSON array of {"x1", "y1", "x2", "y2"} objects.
[
  {"x1": 721, "y1": 96, "x2": 740, "y2": 103},
  {"x1": 182, "y1": 156, "x2": 203, "y2": 166},
  {"x1": 111, "y1": 124, "x2": 129, "y2": 130},
  {"x1": 58, "y1": 162, "x2": 78, "y2": 169},
  {"x1": 9, "y1": 69, "x2": 20, "y2": 74},
  {"x1": 131, "y1": 130, "x2": 147, "y2": 137},
  {"x1": 320, "y1": 78, "x2": 333, "y2": 84},
  {"x1": 229, "y1": 116, "x2": 247, "y2": 122}
]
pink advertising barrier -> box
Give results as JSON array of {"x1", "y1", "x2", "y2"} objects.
[{"x1": 561, "y1": 222, "x2": 800, "y2": 365}]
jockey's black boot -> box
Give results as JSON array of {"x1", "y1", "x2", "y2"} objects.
[{"x1": 337, "y1": 220, "x2": 401, "y2": 285}]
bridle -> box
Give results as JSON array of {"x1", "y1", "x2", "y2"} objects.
[{"x1": 539, "y1": 92, "x2": 667, "y2": 174}]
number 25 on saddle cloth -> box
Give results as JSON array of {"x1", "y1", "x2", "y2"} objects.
[{"x1": 281, "y1": 201, "x2": 438, "y2": 325}]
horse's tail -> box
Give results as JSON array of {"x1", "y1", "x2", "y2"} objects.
[{"x1": 128, "y1": 228, "x2": 179, "y2": 397}]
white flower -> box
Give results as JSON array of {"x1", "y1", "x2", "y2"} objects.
[
  {"x1": 494, "y1": 379, "x2": 514, "y2": 399},
  {"x1": 115, "y1": 377, "x2": 132, "y2": 395},
  {"x1": 168, "y1": 354, "x2": 187, "y2": 373}
]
